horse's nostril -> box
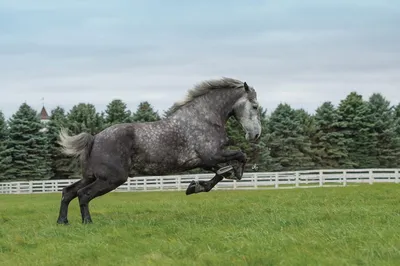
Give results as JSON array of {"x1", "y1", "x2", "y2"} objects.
[{"x1": 255, "y1": 134, "x2": 259, "y2": 140}]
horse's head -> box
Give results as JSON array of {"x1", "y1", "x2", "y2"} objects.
[{"x1": 231, "y1": 82, "x2": 262, "y2": 142}]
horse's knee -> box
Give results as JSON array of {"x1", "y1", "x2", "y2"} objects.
[
  {"x1": 77, "y1": 188, "x2": 92, "y2": 207},
  {"x1": 77, "y1": 188, "x2": 88, "y2": 199},
  {"x1": 61, "y1": 188, "x2": 75, "y2": 203}
]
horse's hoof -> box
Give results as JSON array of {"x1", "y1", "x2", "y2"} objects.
[
  {"x1": 233, "y1": 162, "x2": 244, "y2": 180},
  {"x1": 185, "y1": 180, "x2": 206, "y2": 195},
  {"x1": 56, "y1": 218, "x2": 69, "y2": 225},
  {"x1": 185, "y1": 181, "x2": 197, "y2": 195},
  {"x1": 82, "y1": 218, "x2": 93, "y2": 224}
]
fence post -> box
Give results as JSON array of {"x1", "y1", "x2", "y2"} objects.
[
  {"x1": 343, "y1": 171, "x2": 347, "y2": 186},
  {"x1": 295, "y1": 172, "x2": 299, "y2": 187},
  {"x1": 395, "y1": 170, "x2": 399, "y2": 184},
  {"x1": 319, "y1": 170, "x2": 323, "y2": 187},
  {"x1": 177, "y1": 176, "x2": 181, "y2": 191},
  {"x1": 275, "y1": 173, "x2": 279, "y2": 188},
  {"x1": 369, "y1": 169, "x2": 373, "y2": 185},
  {"x1": 253, "y1": 174, "x2": 257, "y2": 189}
]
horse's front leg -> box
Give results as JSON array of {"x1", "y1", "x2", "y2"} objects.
[
  {"x1": 185, "y1": 150, "x2": 247, "y2": 196},
  {"x1": 185, "y1": 163, "x2": 243, "y2": 195},
  {"x1": 212, "y1": 149, "x2": 247, "y2": 164},
  {"x1": 185, "y1": 174, "x2": 224, "y2": 195},
  {"x1": 211, "y1": 149, "x2": 247, "y2": 180}
]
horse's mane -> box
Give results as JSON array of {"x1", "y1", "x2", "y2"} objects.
[{"x1": 168, "y1": 77, "x2": 245, "y2": 115}]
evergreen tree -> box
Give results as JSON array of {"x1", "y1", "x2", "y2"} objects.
[
  {"x1": 163, "y1": 106, "x2": 175, "y2": 118},
  {"x1": 0, "y1": 111, "x2": 12, "y2": 181},
  {"x1": 294, "y1": 108, "x2": 317, "y2": 168},
  {"x1": 337, "y1": 92, "x2": 373, "y2": 168},
  {"x1": 366, "y1": 93, "x2": 400, "y2": 167},
  {"x1": 265, "y1": 103, "x2": 314, "y2": 171},
  {"x1": 132, "y1": 101, "x2": 161, "y2": 122},
  {"x1": 395, "y1": 104, "x2": 400, "y2": 121},
  {"x1": 395, "y1": 104, "x2": 400, "y2": 138},
  {"x1": 4, "y1": 103, "x2": 52, "y2": 180},
  {"x1": 312, "y1": 102, "x2": 350, "y2": 168},
  {"x1": 394, "y1": 104, "x2": 400, "y2": 167},
  {"x1": 67, "y1": 103, "x2": 105, "y2": 134},
  {"x1": 104, "y1": 99, "x2": 132, "y2": 126},
  {"x1": 46, "y1": 107, "x2": 77, "y2": 179}
]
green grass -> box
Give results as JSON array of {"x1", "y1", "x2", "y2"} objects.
[{"x1": 0, "y1": 184, "x2": 399, "y2": 266}]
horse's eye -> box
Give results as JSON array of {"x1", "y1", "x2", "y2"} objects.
[{"x1": 253, "y1": 105, "x2": 258, "y2": 110}]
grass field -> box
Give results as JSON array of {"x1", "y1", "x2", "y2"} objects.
[{"x1": 0, "y1": 184, "x2": 399, "y2": 266}]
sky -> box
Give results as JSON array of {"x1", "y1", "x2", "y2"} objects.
[{"x1": 1, "y1": 0, "x2": 399, "y2": 119}]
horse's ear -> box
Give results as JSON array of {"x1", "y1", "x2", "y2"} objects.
[{"x1": 244, "y1": 82, "x2": 250, "y2": 92}]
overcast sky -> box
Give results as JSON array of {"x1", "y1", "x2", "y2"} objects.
[{"x1": 1, "y1": 0, "x2": 399, "y2": 119}]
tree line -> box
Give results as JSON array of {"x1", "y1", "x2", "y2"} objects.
[{"x1": 1, "y1": 91, "x2": 400, "y2": 181}]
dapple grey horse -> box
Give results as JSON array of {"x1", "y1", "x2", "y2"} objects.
[{"x1": 56, "y1": 77, "x2": 262, "y2": 224}]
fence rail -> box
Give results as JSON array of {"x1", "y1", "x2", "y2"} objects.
[{"x1": 0, "y1": 168, "x2": 399, "y2": 194}]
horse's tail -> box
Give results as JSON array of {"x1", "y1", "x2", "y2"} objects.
[{"x1": 58, "y1": 128, "x2": 94, "y2": 160}]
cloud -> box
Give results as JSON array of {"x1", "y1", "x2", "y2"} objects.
[{"x1": 0, "y1": 0, "x2": 399, "y2": 119}]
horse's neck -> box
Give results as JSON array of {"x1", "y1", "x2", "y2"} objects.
[
  {"x1": 204, "y1": 90, "x2": 241, "y2": 122},
  {"x1": 172, "y1": 90, "x2": 241, "y2": 125}
]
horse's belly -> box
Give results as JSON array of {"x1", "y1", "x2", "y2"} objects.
[
  {"x1": 132, "y1": 162, "x2": 182, "y2": 176},
  {"x1": 131, "y1": 152, "x2": 199, "y2": 176}
]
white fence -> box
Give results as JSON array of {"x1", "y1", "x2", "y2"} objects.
[{"x1": 0, "y1": 168, "x2": 399, "y2": 194}]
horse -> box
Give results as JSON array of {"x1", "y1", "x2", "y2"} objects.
[{"x1": 56, "y1": 77, "x2": 262, "y2": 224}]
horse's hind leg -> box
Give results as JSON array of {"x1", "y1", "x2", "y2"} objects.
[
  {"x1": 57, "y1": 178, "x2": 95, "y2": 225},
  {"x1": 77, "y1": 175, "x2": 127, "y2": 224}
]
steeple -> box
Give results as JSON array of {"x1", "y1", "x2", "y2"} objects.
[
  {"x1": 40, "y1": 106, "x2": 50, "y2": 123},
  {"x1": 39, "y1": 98, "x2": 50, "y2": 133}
]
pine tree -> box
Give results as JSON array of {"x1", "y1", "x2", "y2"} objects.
[
  {"x1": 367, "y1": 93, "x2": 400, "y2": 167},
  {"x1": 266, "y1": 103, "x2": 314, "y2": 171},
  {"x1": 313, "y1": 102, "x2": 349, "y2": 168},
  {"x1": 337, "y1": 92, "x2": 374, "y2": 168},
  {"x1": 46, "y1": 107, "x2": 77, "y2": 179},
  {"x1": 104, "y1": 99, "x2": 132, "y2": 126},
  {"x1": 132, "y1": 101, "x2": 161, "y2": 122},
  {"x1": 67, "y1": 103, "x2": 105, "y2": 134},
  {"x1": 163, "y1": 106, "x2": 175, "y2": 118},
  {"x1": 395, "y1": 104, "x2": 400, "y2": 121},
  {"x1": 294, "y1": 109, "x2": 317, "y2": 169},
  {"x1": 394, "y1": 104, "x2": 400, "y2": 167},
  {"x1": 5, "y1": 103, "x2": 52, "y2": 180},
  {"x1": 0, "y1": 111, "x2": 12, "y2": 181}
]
